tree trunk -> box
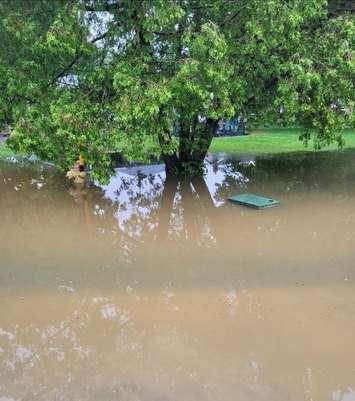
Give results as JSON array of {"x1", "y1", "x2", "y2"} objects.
[
  {"x1": 191, "y1": 118, "x2": 218, "y2": 162},
  {"x1": 162, "y1": 118, "x2": 219, "y2": 177},
  {"x1": 162, "y1": 153, "x2": 179, "y2": 175}
]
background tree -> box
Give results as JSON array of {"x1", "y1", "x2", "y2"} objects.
[{"x1": 0, "y1": 0, "x2": 354, "y2": 182}]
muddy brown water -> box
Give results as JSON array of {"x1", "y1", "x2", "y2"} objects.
[{"x1": 1, "y1": 152, "x2": 355, "y2": 401}]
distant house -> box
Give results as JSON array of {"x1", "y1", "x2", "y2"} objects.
[
  {"x1": 216, "y1": 118, "x2": 246, "y2": 137},
  {"x1": 172, "y1": 117, "x2": 247, "y2": 137}
]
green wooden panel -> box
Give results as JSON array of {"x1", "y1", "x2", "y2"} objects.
[{"x1": 228, "y1": 193, "x2": 280, "y2": 209}]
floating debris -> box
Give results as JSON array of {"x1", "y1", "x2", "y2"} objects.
[{"x1": 228, "y1": 193, "x2": 280, "y2": 209}]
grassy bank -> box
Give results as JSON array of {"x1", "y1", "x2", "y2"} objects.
[{"x1": 210, "y1": 128, "x2": 355, "y2": 154}]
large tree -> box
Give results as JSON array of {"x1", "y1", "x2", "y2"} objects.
[{"x1": 0, "y1": 0, "x2": 354, "y2": 181}]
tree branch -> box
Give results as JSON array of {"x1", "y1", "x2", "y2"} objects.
[
  {"x1": 49, "y1": 53, "x2": 80, "y2": 87},
  {"x1": 90, "y1": 30, "x2": 109, "y2": 43},
  {"x1": 48, "y1": 30, "x2": 109, "y2": 87},
  {"x1": 220, "y1": 3, "x2": 249, "y2": 27}
]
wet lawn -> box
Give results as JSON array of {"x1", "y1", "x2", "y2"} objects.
[
  {"x1": 210, "y1": 128, "x2": 355, "y2": 154},
  {"x1": 2, "y1": 128, "x2": 355, "y2": 161}
]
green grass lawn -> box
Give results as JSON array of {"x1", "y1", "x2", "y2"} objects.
[
  {"x1": 210, "y1": 128, "x2": 355, "y2": 154},
  {"x1": 2, "y1": 128, "x2": 355, "y2": 161}
]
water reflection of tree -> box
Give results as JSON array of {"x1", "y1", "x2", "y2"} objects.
[
  {"x1": 156, "y1": 175, "x2": 217, "y2": 247},
  {"x1": 3, "y1": 149, "x2": 355, "y2": 263},
  {"x1": 107, "y1": 171, "x2": 220, "y2": 248},
  {"x1": 103, "y1": 150, "x2": 355, "y2": 250}
]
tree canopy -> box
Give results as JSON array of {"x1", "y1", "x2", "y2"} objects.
[{"x1": 0, "y1": 0, "x2": 354, "y2": 181}]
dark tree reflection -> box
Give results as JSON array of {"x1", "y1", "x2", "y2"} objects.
[
  {"x1": 94, "y1": 150, "x2": 355, "y2": 253},
  {"x1": 103, "y1": 170, "x2": 224, "y2": 249},
  {"x1": 156, "y1": 174, "x2": 218, "y2": 246}
]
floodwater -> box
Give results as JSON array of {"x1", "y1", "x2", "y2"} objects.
[{"x1": 1, "y1": 151, "x2": 355, "y2": 401}]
